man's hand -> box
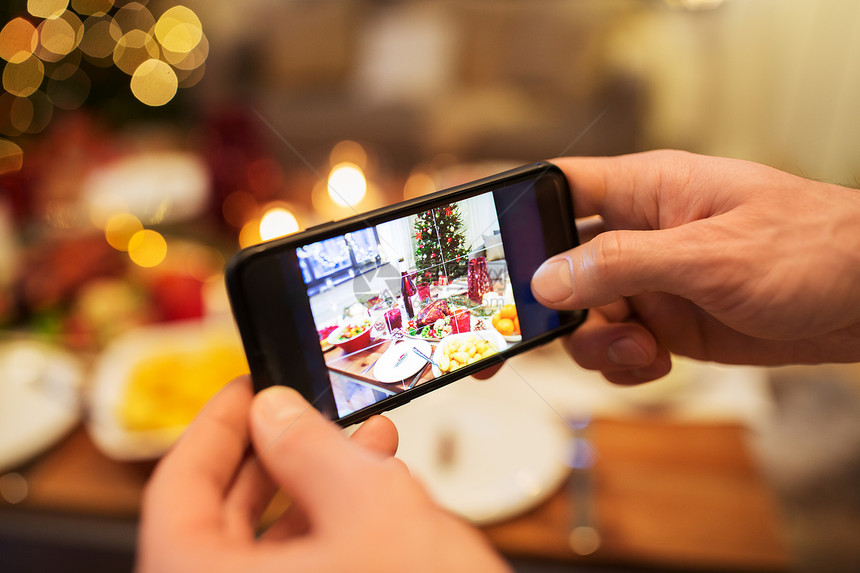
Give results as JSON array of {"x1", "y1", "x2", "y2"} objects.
[
  {"x1": 532, "y1": 150, "x2": 860, "y2": 384},
  {"x1": 137, "y1": 377, "x2": 510, "y2": 573}
]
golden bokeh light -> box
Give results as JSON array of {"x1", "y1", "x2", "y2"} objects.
[
  {"x1": 113, "y1": 30, "x2": 158, "y2": 75},
  {"x1": 162, "y1": 31, "x2": 207, "y2": 71},
  {"x1": 19, "y1": 91, "x2": 53, "y2": 134},
  {"x1": 47, "y1": 66, "x2": 89, "y2": 109},
  {"x1": 259, "y1": 207, "x2": 299, "y2": 241},
  {"x1": 154, "y1": 6, "x2": 202, "y2": 54},
  {"x1": 130, "y1": 58, "x2": 177, "y2": 106},
  {"x1": 104, "y1": 212, "x2": 143, "y2": 251},
  {"x1": 3, "y1": 55, "x2": 45, "y2": 98},
  {"x1": 79, "y1": 15, "x2": 120, "y2": 60},
  {"x1": 71, "y1": 0, "x2": 114, "y2": 16},
  {"x1": 9, "y1": 97, "x2": 34, "y2": 133},
  {"x1": 327, "y1": 162, "x2": 367, "y2": 207},
  {"x1": 222, "y1": 190, "x2": 258, "y2": 229},
  {"x1": 329, "y1": 140, "x2": 367, "y2": 170},
  {"x1": 0, "y1": 93, "x2": 21, "y2": 136},
  {"x1": 403, "y1": 171, "x2": 436, "y2": 200},
  {"x1": 27, "y1": 0, "x2": 69, "y2": 20},
  {"x1": 0, "y1": 139, "x2": 24, "y2": 175},
  {"x1": 176, "y1": 61, "x2": 205, "y2": 88},
  {"x1": 37, "y1": 12, "x2": 81, "y2": 58},
  {"x1": 238, "y1": 219, "x2": 262, "y2": 249},
  {"x1": 0, "y1": 18, "x2": 37, "y2": 64},
  {"x1": 128, "y1": 229, "x2": 167, "y2": 268},
  {"x1": 46, "y1": 49, "x2": 81, "y2": 80},
  {"x1": 114, "y1": 2, "x2": 155, "y2": 35}
]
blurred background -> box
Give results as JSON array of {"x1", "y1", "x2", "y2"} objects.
[{"x1": 1, "y1": 0, "x2": 859, "y2": 572}]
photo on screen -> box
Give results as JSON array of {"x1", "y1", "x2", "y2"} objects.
[{"x1": 297, "y1": 191, "x2": 522, "y2": 417}]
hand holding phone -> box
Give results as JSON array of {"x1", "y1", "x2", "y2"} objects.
[{"x1": 226, "y1": 162, "x2": 586, "y2": 426}]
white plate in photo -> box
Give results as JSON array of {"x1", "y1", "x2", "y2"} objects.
[
  {"x1": 373, "y1": 339, "x2": 433, "y2": 383},
  {"x1": 431, "y1": 330, "x2": 507, "y2": 378}
]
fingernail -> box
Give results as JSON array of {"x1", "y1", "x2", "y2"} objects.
[
  {"x1": 532, "y1": 258, "x2": 573, "y2": 303},
  {"x1": 607, "y1": 338, "x2": 650, "y2": 367},
  {"x1": 255, "y1": 386, "x2": 305, "y2": 424}
]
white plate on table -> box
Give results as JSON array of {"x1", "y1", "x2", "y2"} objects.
[
  {"x1": 431, "y1": 330, "x2": 507, "y2": 378},
  {"x1": 0, "y1": 339, "x2": 82, "y2": 473},
  {"x1": 87, "y1": 320, "x2": 246, "y2": 461},
  {"x1": 373, "y1": 339, "x2": 432, "y2": 383},
  {"x1": 391, "y1": 389, "x2": 572, "y2": 526}
]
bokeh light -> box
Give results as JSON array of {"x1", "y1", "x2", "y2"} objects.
[
  {"x1": 104, "y1": 212, "x2": 142, "y2": 251},
  {"x1": 128, "y1": 229, "x2": 167, "y2": 267},
  {"x1": 46, "y1": 48, "x2": 81, "y2": 79},
  {"x1": 1, "y1": 2, "x2": 206, "y2": 123},
  {"x1": 113, "y1": 2, "x2": 155, "y2": 36},
  {"x1": 27, "y1": 0, "x2": 69, "y2": 20},
  {"x1": 175, "y1": 61, "x2": 204, "y2": 88},
  {"x1": 0, "y1": 18, "x2": 37, "y2": 64},
  {"x1": 47, "y1": 67, "x2": 90, "y2": 109},
  {"x1": 154, "y1": 6, "x2": 202, "y2": 54},
  {"x1": 9, "y1": 95, "x2": 34, "y2": 132},
  {"x1": 3, "y1": 55, "x2": 45, "y2": 97},
  {"x1": 79, "y1": 14, "x2": 120, "y2": 60},
  {"x1": 259, "y1": 207, "x2": 299, "y2": 241},
  {"x1": 130, "y1": 58, "x2": 177, "y2": 106},
  {"x1": 247, "y1": 157, "x2": 285, "y2": 197},
  {"x1": 162, "y1": 31, "x2": 207, "y2": 71},
  {"x1": 71, "y1": 0, "x2": 114, "y2": 16},
  {"x1": 0, "y1": 93, "x2": 22, "y2": 136},
  {"x1": 0, "y1": 139, "x2": 24, "y2": 175},
  {"x1": 37, "y1": 11, "x2": 84, "y2": 59},
  {"x1": 113, "y1": 30, "x2": 158, "y2": 75},
  {"x1": 238, "y1": 219, "x2": 262, "y2": 249},
  {"x1": 327, "y1": 162, "x2": 367, "y2": 207},
  {"x1": 19, "y1": 90, "x2": 53, "y2": 134},
  {"x1": 221, "y1": 190, "x2": 258, "y2": 229},
  {"x1": 403, "y1": 171, "x2": 436, "y2": 200},
  {"x1": 329, "y1": 140, "x2": 367, "y2": 170}
]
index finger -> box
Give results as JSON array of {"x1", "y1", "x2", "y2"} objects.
[
  {"x1": 551, "y1": 150, "x2": 702, "y2": 230},
  {"x1": 143, "y1": 376, "x2": 254, "y2": 532}
]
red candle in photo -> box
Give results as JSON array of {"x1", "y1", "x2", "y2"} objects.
[
  {"x1": 453, "y1": 309, "x2": 471, "y2": 333},
  {"x1": 385, "y1": 307, "x2": 402, "y2": 331}
]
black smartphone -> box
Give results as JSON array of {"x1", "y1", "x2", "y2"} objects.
[{"x1": 226, "y1": 162, "x2": 586, "y2": 427}]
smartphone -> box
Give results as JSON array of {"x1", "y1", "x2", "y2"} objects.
[{"x1": 226, "y1": 162, "x2": 586, "y2": 427}]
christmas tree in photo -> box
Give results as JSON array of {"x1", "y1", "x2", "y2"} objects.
[{"x1": 413, "y1": 204, "x2": 469, "y2": 285}]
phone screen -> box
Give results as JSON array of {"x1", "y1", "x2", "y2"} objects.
[{"x1": 228, "y1": 163, "x2": 585, "y2": 425}]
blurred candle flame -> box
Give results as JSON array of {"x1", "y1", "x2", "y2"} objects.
[{"x1": 327, "y1": 162, "x2": 367, "y2": 208}]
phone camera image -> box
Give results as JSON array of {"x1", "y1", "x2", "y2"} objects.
[
  {"x1": 300, "y1": 194, "x2": 517, "y2": 418},
  {"x1": 227, "y1": 163, "x2": 585, "y2": 425}
]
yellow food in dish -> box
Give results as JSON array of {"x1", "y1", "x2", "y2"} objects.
[
  {"x1": 118, "y1": 340, "x2": 248, "y2": 431},
  {"x1": 437, "y1": 334, "x2": 497, "y2": 373}
]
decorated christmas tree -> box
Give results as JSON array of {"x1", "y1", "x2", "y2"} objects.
[{"x1": 413, "y1": 204, "x2": 470, "y2": 284}]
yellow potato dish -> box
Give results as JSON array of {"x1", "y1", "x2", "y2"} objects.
[
  {"x1": 118, "y1": 341, "x2": 248, "y2": 431},
  {"x1": 437, "y1": 334, "x2": 498, "y2": 373}
]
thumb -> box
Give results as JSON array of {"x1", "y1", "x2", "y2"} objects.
[
  {"x1": 249, "y1": 386, "x2": 359, "y2": 519},
  {"x1": 531, "y1": 227, "x2": 697, "y2": 309}
]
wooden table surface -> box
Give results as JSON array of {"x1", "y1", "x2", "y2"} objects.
[{"x1": 1, "y1": 417, "x2": 790, "y2": 571}]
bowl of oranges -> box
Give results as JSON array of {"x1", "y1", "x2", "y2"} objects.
[{"x1": 490, "y1": 304, "x2": 521, "y2": 342}]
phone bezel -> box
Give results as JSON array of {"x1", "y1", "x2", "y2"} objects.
[{"x1": 226, "y1": 161, "x2": 585, "y2": 427}]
